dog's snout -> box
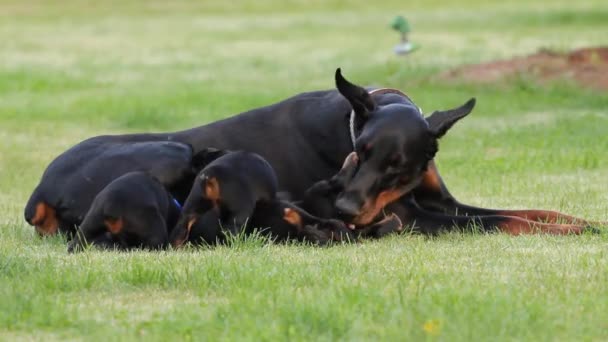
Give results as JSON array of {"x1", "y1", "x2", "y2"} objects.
[{"x1": 335, "y1": 197, "x2": 361, "y2": 217}]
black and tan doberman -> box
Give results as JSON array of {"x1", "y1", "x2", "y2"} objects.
[{"x1": 25, "y1": 69, "x2": 602, "y2": 237}]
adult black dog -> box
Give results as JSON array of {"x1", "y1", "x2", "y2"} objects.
[{"x1": 24, "y1": 69, "x2": 597, "y2": 236}]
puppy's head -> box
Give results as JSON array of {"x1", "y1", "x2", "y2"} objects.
[{"x1": 170, "y1": 170, "x2": 221, "y2": 248}]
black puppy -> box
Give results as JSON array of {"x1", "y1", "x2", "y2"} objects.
[
  {"x1": 302, "y1": 152, "x2": 403, "y2": 239},
  {"x1": 170, "y1": 149, "x2": 351, "y2": 247},
  {"x1": 67, "y1": 171, "x2": 182, "y2": 252},
  {"x1": 25, "y1": 141, "x2": 199, "y2": 237}
]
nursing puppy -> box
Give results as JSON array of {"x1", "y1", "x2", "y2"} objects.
[
  {"x1": 67, "y1": 171, "x2": 181, "y2": 252},
  {"x1": 170, "y1": 149, "x2": 351, "y2": 247}
]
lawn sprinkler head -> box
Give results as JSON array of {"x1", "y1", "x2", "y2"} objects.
[{"x1": 390, "y1": 15, "x2": 418, "y2": 55}]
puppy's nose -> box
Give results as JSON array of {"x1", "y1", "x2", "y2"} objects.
[{"x1": 335, "y1": 197, "x2": 361, "y2": 217}]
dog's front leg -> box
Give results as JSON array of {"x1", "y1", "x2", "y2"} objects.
[
  {"x1": 387, "y1": 195, "x2": 593, "y2": 235},
  {"x1": 411, "y1": 161, "x2": 602, "y2": 226}
]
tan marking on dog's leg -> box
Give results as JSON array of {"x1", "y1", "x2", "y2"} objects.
[
  {"x1": 497, "y1": 209, "x2": 599, "y2": 226},
  {"x1": 497, "y1": 217, "x2": 584, "y2": 235}
]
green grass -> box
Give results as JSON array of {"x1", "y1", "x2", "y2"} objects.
[{"x1": 1, "y1": 0, "x2": 607, "y2": 340}]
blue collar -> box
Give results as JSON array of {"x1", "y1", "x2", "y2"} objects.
[{"x1": 172, "y1": 197, "x2": 182, "y2": 211}]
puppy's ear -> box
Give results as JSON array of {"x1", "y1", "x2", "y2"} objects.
[
  {"x1": 335, "y1": 68, "x2": 376, "y2": 120},
  {"x1": 191, "y1": 148, "x2": 228, "y2": 172},
  {"x1": 334, "y1": 152, "x2": 359, "y2": 182},
  {"x1": 426, "y1": 98, "x2": 476, "y2": 138}
]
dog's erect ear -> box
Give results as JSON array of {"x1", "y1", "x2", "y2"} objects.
[
  {"x1": 426, "y1": 98, "x2": 476, "y2": 138},
  {"x1": 335, "y1": 68, "x2": 376, "y2": 119},
  {"x1": 332, "y1": 152, "x2": 359, "y2": 186},
  {"x1": 191, "y1": 148, "x2": 228, "y2": 171}
]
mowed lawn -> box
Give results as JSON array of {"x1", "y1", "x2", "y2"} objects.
[{"x1": 1, "y1": 0, "x2": 608, "y2": 340}]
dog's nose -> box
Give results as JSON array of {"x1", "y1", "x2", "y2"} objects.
[{"x1": 335, "y1": 197, "x2": 361, "y2": 217}]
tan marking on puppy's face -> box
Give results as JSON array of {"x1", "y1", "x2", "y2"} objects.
[
  {"x1": 187, "y1": 218, "x2": 196, "y2": 233},
  {"x1": 32, "y1": 202, "x2": 59, "y2": 236},
  {"x1": 31, "y1": 202, "x2": 47, "y2": 225},
  {"x1": 283, "y1": 208, "x2": 303, "y2": 228},
  {"x1": 171, "y1": 217, "x2": 197, "y2": 248},
  {"x1": 104, "y1": 217, "x2": 124, "y2": 234},
  {"x1": 204, "y1": 177, "x2": 221, "y2": 202}
]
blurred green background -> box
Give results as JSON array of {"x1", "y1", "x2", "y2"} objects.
[{"x1": 0, "y1": 1, "x2": 607, "y2": 340}]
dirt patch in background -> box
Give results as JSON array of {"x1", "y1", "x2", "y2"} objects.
[{"x1": 439, "y1": 47, "x2": 608, "y2": 91}]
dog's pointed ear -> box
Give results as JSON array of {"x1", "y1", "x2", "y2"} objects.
[
  {"x1": 335, "y1": 68, "x2": 376, "y2": 119},
  {"x1": 426, "y1": 98, "x2": 476, "y2": 138},
  {"x1": 191, "y1": 148, "x2": 228, "y2": 172}
]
